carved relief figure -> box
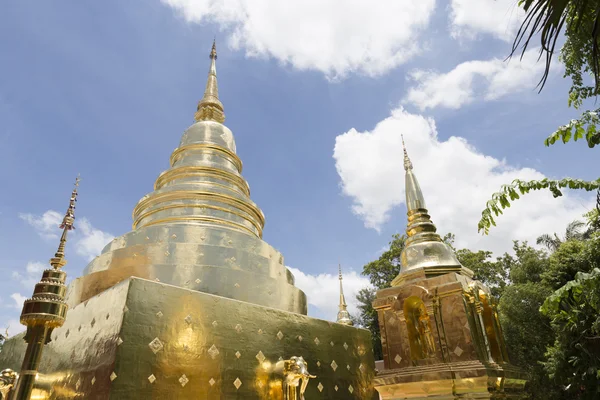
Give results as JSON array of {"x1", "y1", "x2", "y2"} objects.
[
  {"x1": 0, "y1": 369, "x2": 18, "y2": 400},
  {"x1": 403, "y1": 296, "x2": 436, "y2": 361},
  {"x1": 417, "y1": 303, "x2": 436, "y2": 358},
  {"x1": 282, "y1": 356, "x2": 316, "y2": 400}
]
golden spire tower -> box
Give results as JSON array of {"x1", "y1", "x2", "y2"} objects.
[
  {"x1": 13, "y1": 177, "x2": 79, "y2": 400},
  {"x1": 194, "y1": 39, "x2": 225, "y2": 123},
  {"x1": 65, "y1": 42, "x2": 307, "y2": 314},
  {"x1": 336, "y1": 264, "x2": 353, "y2": 326},
  {"x1": 391, "y1": 135, "x2": 470, "y2": 286}
]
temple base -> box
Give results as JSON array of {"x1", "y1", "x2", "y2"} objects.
[{"x1": 0, "y1": 278, "x2": 378, "y2": 399}]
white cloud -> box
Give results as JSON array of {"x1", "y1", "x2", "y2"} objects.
[
  {"x1": 449, "y1": 0, "x2": 525, "y2": 42},
  {"x1": 289, "y1": 266, "x2": 371, "y2": 322},
  {"x1": 12, "y1": 261, "x2": 46, "y2": 288},
  {"x1": 10, "y1": 293, "x2": 27, "y2": 310},
  {"x1": 76, "y1": 218, "x2": 115, "y2": 261},
  {"x1": 404, "y1": 48, "x2": 549, "y2": 111},
  {"x1": 20, "y1": 211, "x2": 114, "y2": 262},
  {"x1": 333, "y1": 107, "x2": 593, "y2": 255},
  {"x1": 19, "y1": 210, "x2": 62, "y2": 239},
  {"x1": 161, "y1": 0, "x2": 436, "y2": 78}
]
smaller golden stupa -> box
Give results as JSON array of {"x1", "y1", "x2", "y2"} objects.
[
  {"x1": 336, "y1": 265, "x2": 353, "y2": 326},
  {"x1": 372, "y1": 137, "x2": 526, "y2": 399}
]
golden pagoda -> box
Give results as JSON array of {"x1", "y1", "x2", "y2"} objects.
[
  {"x1": 372, "y1": 137, "x2": 526, "y2": 399},
  {"x1": 336, "y1": 265, "x2": 353, "y2": 327},
  {"x1": 0, "y1": 42, "x2": 378, "y2": 399}
]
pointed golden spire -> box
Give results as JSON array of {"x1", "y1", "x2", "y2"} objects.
[
  {"x1": 391, "y1": 136, "x2": 467, "y2": 286},
  {"x1": 15, "y1": 176, "x2": 79, "y2": 399},
  {"x1": 194, "y1": 39, "x2": 225, "y2": 123},
  {"x1": 336, "y1": 264, "x2": 353, "y2": 326},
  {"x1": 50, "y1": 175, "x2": 80, "y2": 269}
]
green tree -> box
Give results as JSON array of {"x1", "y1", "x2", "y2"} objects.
[
  {"x1": 354, "y1": 287, "x2": 382, "y2": 359},
  {"x1": 537, "y1": 220, "x2": 586, "y2": 252},
  {"x1": 455, "y1": 249, "x2": 508, "y2": 298},
  {"x1": 541, "y1": 267, "x2": 600, "y2": 399},
  {"x1": 362, "y1": 234, "x2": 406, "y2": 289}
]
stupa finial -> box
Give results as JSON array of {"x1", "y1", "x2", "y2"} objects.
[
  {"x1": 51, "y1": 175, "x2": 80, "y2": 269},
  {"x1": 401, "y1": 134, "x2": 413, "y2": 171},
  {"x1": 336, "y1": 264, "x2": 353, "y2": 326},
  {"x1": 195, "y1": 40, "x2": 225, "y2": 123}
]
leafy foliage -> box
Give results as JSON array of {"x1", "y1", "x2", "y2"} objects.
[
  {"x1": 479, "y1": 0, "x2": 600, "y2": 234},
  {"x1": 478, "y1": 178, "x2": 600, "y2": 234},
  {"x1": 537, "y1": 220, "x2": 586, "y2": 252},
  {"x1": 353, "y1": 287, "x2": 383, "y2": 360},
  {"x1": 455, "y1": 249, "x2": 508, "y2": 298},
  {"x1": 541, "y1": 267, "x2": 600, "y2": 399},
  {"x1": 362, "y1": 234, "x2": 406, "y2": 289},
  {"x1": 512, "y1": 0, "x2": 600, "y2": 92},
  {"x1": 545, "y1": 109, "x2": 600, "y2": 148}
]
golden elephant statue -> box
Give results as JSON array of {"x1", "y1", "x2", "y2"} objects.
[
  {"x1": 0, "y1": 369, "x2": 18, "y2": 400},
  {"x1": 281, "y1": 356, "x2": 316, "y2": 400}
]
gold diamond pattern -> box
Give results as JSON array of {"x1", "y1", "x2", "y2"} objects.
[
  {"x1": 209, "y1": 378, "x2": 216, "y2": 386},
  {"x1": 195, "y1": 278, "x2": 201, "y2": 284},
  {"x1": 330, "y1": 341, "x2": 334, "y2": 347},
  {"x1": 110, "y1": 372, "x2": 117, "y2": 382},
  {"x1": 317, "y1": 361, "x2": 321, "y2": 367},
  {"x1": 257, "y1": 380, "x2": 265, "y2": 388},
  {"x1": 258, "y1": 329, "x2": 263, "y2": 334},
  {"x1": 184, "y1": 314, "x2": 192, "y2": 324},
  {"x1": 276, "y1": 330, "x2": 283, "y2": 340},
  {"x1": 331, "y1": 360, "x2": 338, "y2": 371},
  {"x1": 117, "y1": 337, "x2": 123, "y2": 346},
  {"x1": 148, "y1": 374, "x2": 156, "y2": 384},
  {"x1": 359, "y1": 363, "x2": 366, "y2": 373},
  {"x1": 256, "y1": 351, "x2": 265, "y2": 363},
  {"x1": 235, "y1": 324, "x2": 243, "y2": 333},
  {"x1": 314, "y1": 337, "x2": 320, "y2": 345},
  {"x1": 235, "y1": 351, "x2": 241, "y2": 359},
  {"x1": 394, "y1": 354, "x2": 402, "y2": 364},
  {"x1": 179, "y1": 374, "x2": 189, "y2": 387},
  {"x1": 234, "y1": 282, "x2": 240, "y2": 288},
  {"x1": 91, "y1": 376, "x2": 96, "y2": 385},
  {"x1": 343, "y1": 342, "x2": 348, "y2": 350},
  {"x1": 208, "y1": 344, "x2": 219, "y2": 359},
  {"x1": 297, "y1": 335, "x2": 303, "y2": 342},
  {"x1": 349, "y1": 385, "x2": 354, "y2": 394},
  {"x1": 317, "y1": 382, "x2": 324, "y2": 392},
  {"x1": 212, "y1": 320, "x2": 218, "y2": 328},
  {"x1": 347, "y1": 364, "x2": 351, "y2": 370},
  {"x1": 156, "y1": 311, "x2": 163, "y2": 318},
  {"x1": 233, "y1": 378, "x2": 242, "y2": 390},
  {"x1": 454, "y1": 346, "x2": 464, "y2": 357},
  {"x1": 149, "y1": 338, "x2": 164, "y2": 354},
  {"x1": 334, "y1": 385, "x2": 339, "y2": 391}
]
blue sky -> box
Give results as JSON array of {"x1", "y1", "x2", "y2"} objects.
[{"x1": 1, "y1": 0, "x2": 597, "y2": 331}]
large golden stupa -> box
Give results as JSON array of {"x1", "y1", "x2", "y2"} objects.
[{"x1": 0, "y1": 42, "x2": 378, "y2": 399}]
